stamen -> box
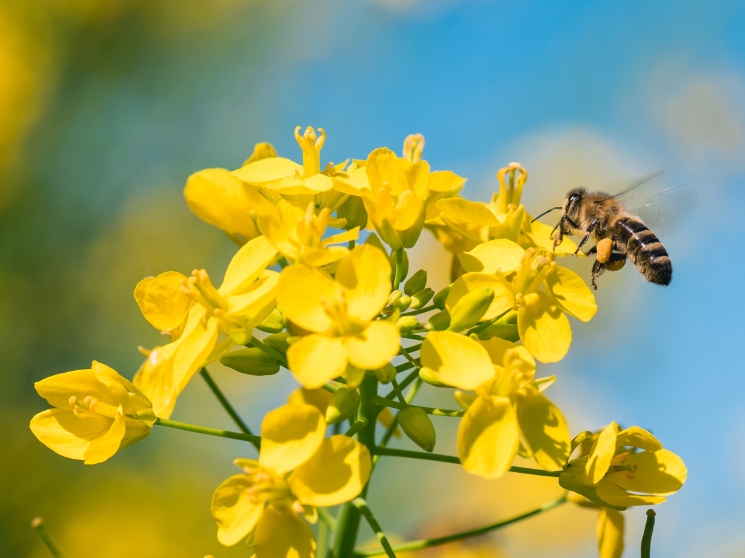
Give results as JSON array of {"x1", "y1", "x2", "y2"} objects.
[
  {"x1": 403, "y1": 134, "x2": 425, "y2": 163},
  {"x1": 291, "y1": 500, "x2": 305, "y2": 515}
]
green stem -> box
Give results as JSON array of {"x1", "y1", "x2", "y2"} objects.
[
  {"x1": 199, "y1": 368, "x2": 259, "y2": 450},
  {"x1": 154, "y1": 417, "x2": 261, "y2": 445},
  {"x1": 383, "y1": 369, "x2": 419, "y2": 400},
  {"x1": 330, "y1": 375, "x2": 379, "y2": 558},
  {"x1": 353, "y1": 495, "x2": 567, "y2": 557},
  {"x1": 641, "y1": 509, "x2": 656, "y2": 558},
  {"x1": 31, "y1": 518, "x2": 67, "y2": 558},
  {"x1": 374, "y1": 396, "x2": 464, "y2": 417},
  {"x1": 249, "y1": 336, "x2": 287, "y2": 365},
  {"x1": 351, "y1": 498, "x2": 397, "y2": 558},
  {"x1": 372, "y1": 447, "x2": 561, "y2": 477},
  {"x1": 393, "y1": 249, "x2": 404, "y2": 290},
  {"x1": 466, "y1": 310, "x2": 510, "y2": 336},
  {"x1": 345, "y1": 418, "x2": 368, "y2": 437},
  {"x1": 374, "y1": 378, "x2": 423, "y2": 467},
  {"x1": 318, "y1": 507, "x2": 338, "y2": 530},
  {"x1": 398, "y1": 346, "x2": 420, "y2": 368},
  {"x1": 390, "y1": 379, "x2": 407, "y2": 406},
  {"x1": 400, "y1": 305, "x2": 437, "y2": 317}
]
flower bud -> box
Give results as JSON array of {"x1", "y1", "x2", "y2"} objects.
[
  {"x1": 388, "y1": 249, "x2": 409, "y2": 284},
  {"x1": 336, "y1": 195, "x2": 369, "y2": 230},
  {"x1": 220, "y1": 348, "x2": 280, "y2": 376},
  {"x1": 325, "y1": 388, "x2": 360, "y2": 424},
  {"x1": 410, "y1": 287, "x2": 434, "y2": 310},
  {"x1": 373, "y1": 363, "x2": 397, "y2": 384},
  {"x1": 388, "y1": 290, "x2": 403, "y2": 306},
  {"x1": 396, "y1": 316, "x2": 420, "y2": 334},
  {"x1": 404, "y1": 269, "x2": 427, "y2": 296},
  {"x1": 394, "y1": 295, "x2": 411, "y2": 312},
  {"x1": 448, "y1": 287, "x2": 494, "y2": 332},
  {"x1": 432, "y1": 285, "x2": 451, "y2": 310},
  {"x1": 256, "y1": 308, "x2": 284, "y2": 333},
  {"x1": 398, "y1": 407, "x2": 436, "y2": 452},
  {"x1": 263, "y1": 332, "x2": 291, "y2": 354},
  {"x1": 426, "y1": 309, "x2": 451, "y2": 331}
]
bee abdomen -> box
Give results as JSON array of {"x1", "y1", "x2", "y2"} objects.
[{"x1": 616, "y1": 217, "x2": 672, "y2": 286}]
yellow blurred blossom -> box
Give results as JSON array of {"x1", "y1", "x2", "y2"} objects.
[
  {"x1": 421, "y1": 333, "x2": 570, "y2": 479},
  {"x1": 211, "y1": 403, "x2": 371, "y2": 555},
  {"x1": 277, "y1": 244, "x2": 400, "y2": 388},
  {"x1": 30, "y1": 361, "x2": 155, "y2": 464}
]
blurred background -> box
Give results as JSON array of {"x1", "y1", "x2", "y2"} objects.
[{"x1": 2, "y1": 0, "x2": 744, "y2": 556}]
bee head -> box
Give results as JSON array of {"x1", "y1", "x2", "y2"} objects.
[{"x1": 564, "y1": 187, "x2": 586, "y2": 219}]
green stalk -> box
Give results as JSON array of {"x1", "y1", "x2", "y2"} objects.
[
  {"x1": 199, "y1": 368, "x2": 259, "y2": 450},
  {"x1": 374, "y1": 397, "x2": 464, "y2": 417},
  {"x1": 353, "y1": 495, "x2": 567, "y2": 557},
  {"x1": 154, "y1": 417, "x2": 261, "y2": 445},
  {"x1": 31, "y1": 518, "x2": 67, "y2": 558},
  {"x1": 373, "y1": 447, "x2": 561, "y2": 477},
  {"x1": 641, "y1": 509, "x2": 656, "y2": 558},
  {"x1": 393, "y1": 249, "x2": 404, "y2": 290},
  {"x1": 248, "y1": 336, "x2": 287, "y2": 364},
  {"x1": 330, "y1": 375, "x2": 379, "y2": 557},
  {"x1": 374, "y1": 377, "x2": 423, "y2": 468},
  {"x1": 352, "y1": 498, "x2": 397, "y2": 558}
]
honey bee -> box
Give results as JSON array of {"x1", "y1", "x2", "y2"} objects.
[{"x1": 533, "y1": 174, "x2": 693, "y2": 290}]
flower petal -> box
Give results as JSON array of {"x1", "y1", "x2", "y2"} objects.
[
  {"x1": 518, "y1": 290, "x2": 572, "y2": 363},
  {"x1": 226, "y1": 272, "x2": 279, "y2": 319},
  {"x1": 615, "y1": 426, "x2": 662, "y2": 452},
  {"x1": 259, "y1": 404, "x2": 325, "y2": 474},
  {"x1": 457, "y1": 395, "x2": 518, "y2": 479},
  {"x1": 437, "y1": 198, "x2": 500, "y2": 227},
  {"x1": 446, "y1": 273, "x2": 515, "y2": 322},
  {"x1": 513, "y1": 385, "x2": 570, "y2": 471},
  {"x1": 232, "y1": 157, "x2": 303, "y2": 184},
  {"x1": 586, "y1": 422, "x2": 618, "y2": 484},
  {"x1": 171, "y1": 307, "x2": 220, "y2": 396},
  {"x1": 220, "y1": 235, "x2": 278, "y2": 295},
  {"x1": 30, "y1": 409, "x2": 115, "y2": 462},
  {"x1": 134, "y1": 271, "x2": 193, "y2": 331},
  {"x1": 461, "y1": 239, "x2": 526, "y2": 274},
  {"x1": 345, "y1": 321, "x2": 400, "y2": 370},
  {"x1": 335, "y1": 245, "x2": 391, "y2": 323},
  {"x1": 289, "y1": 436, "x2": 372, "y2": 507},
  {"x1": 254, "y1": 503, "x2": 316, "y2": 558},
  {"x1": 545, "y1": 266, "x2": 597, "y2": 322},
  {"x1": 82, "y1": 411, "x2": 127, "y2": 464},
  {"x1": 420, "y1": 331, "x2": 496, "y2": 390},
  {"x1": 287, "y1": 388, "x2": 332, "y2": 416},
  {"x1": 277, "y1": 266, "x2": 336, "y2": 333},
  {"x1": 35, "y1": 368, "x2": 118, "y2": 410},
  {"x1": 605, "y1": 449, "x2": 687, "y2": 495},
  {"x1": 428, "y1": 170, "x2": 466, "y2": 193},
  {"x1": 597, "y1": 479, "x2": 665, "y2": 507},
  {"x1": 597, "y1": 508, "x2": 625, "y2": 558},
  {"x1": 479, "y1": 337, "x2": 535, "y2": 370},
  {"x1": 211, "y1": 474, "x2": 264, "y2": 547},
  {"x1": 287, "y1": 335, "x2": 348, "y2": 389}
]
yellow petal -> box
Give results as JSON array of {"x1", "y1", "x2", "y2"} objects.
[
  {"x1": 335, "y1": 245, "x2": 391, "y2": 323},
  {"x1": 615, "y1": 426, "x2": 662, "y2": 452},
  {"x1": 586, "y1": 422, "x2": 619, "y2": 484},
  {"x1": 437, "y1": 198, "x2": 499, "y2": 227},
  {"x1": 524, "y1": 218, "x2": 581, "y2": 255},
  {"x1": 134, "y1": 271, "x2": 192, "y2": 331},
  {"x1": 254, "y1": 503, "x2": 316, "y2": 558},
  {"x1": 184, "y1": 168, "x2": 271, "y2": 240},
  {"x1": 287, "y1": 388, "x2": 332, "y2": 416},
  {"x1": 30, "y1": 409, "x2": 117, "y2": 462},
  {"x1": 287, "y1": 335, "x2": 348, "y2": 389},
  {"x1": 457, "y1": 395, "x2": 518, "y2": 479},
  {"x1": 211, "y1": 474, "x2": 264, "y2": 547},
  {"x1": 171, "y1": 308, "x2": 220, "y2": 396},
  {"x1": 289, "y1": 436, "x2": 372, "y2": 507},
  {"x1": 460, "y1": 239, "x2": 525, "y2": 274},
  {"x1": 428, "y1": 170, "x2": 466, "y2": 193},
  {"x1": 259, "y1": 404, "x2": 326, "y2": 474},
  {"x1": 81, "y1": 410, "x2": 126, "y2": 465},
  {"x1": 232, "y1": 157, "x2": 302, "y2": 184},
  {"x1": 518, "y1": 290, "x2": 572, "y2": 363},
  {"x1": 34, "y1": 366, "x2": 122, "y2": 410},
  {"x1": 513, "y1": 385, "x2": 570, "y2": 471},
  {"x1": 605, "y1": 449, "x2": 687, "y2": 494},
  {"x1": 597, "y1": 479, "x2": 665, "y2": 507},
  {"x1": 545, "y1": 266, "x2": 597, "y2": 322},
  {"x1": 277, "y1": 266, "x2": 336, "y2": 334},
  {"x1": 220, "y1": 235, "x2": 278, "y2": 295},
  {"x1": 446, "y1": 273, "x2": 515, "y2": 322},
  {"x1": 479, "y1": 337, "x2": 535, "y2": 370},
  {"x1": 226, "y1": 272, "x2": 279, "y2": 319},
  {"x1": 345, "y1": 321, "x2": 400, "y2": 370},
  {"x1": 597, "y1": 508, "x2": 625, "y2": 558},
  {"x1": 133, "y1": 345, "x2": 179, "y2": 419},
  {"x1": 243, "y1": 141, "x2": 278, "y2": 165},
  {"x1": 420, "y1": 331, "x2": 496, "y2": 390}
]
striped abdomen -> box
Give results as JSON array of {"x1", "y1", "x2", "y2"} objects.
[{"x1": 613, "y1": 216, "x2": 672, "y2": 286}]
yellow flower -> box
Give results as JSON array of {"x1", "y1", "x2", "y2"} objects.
[
  {"x1": 134, "y1": 271, "x2": 193, "y2": 340},
  {"x1": 211, "y1": 403, "x2": 371, "y2": 556},
  {"x1": 133, "y1": 236, "x2": 279, "y2": 417},
  {"x1": 420, "y1": 332, "x2": 570, "y2": 479},
  {"x1": 277, "y1": 244, "x2": 400, "y2": 389},
  {"x1": 30, "y1": 362, "x2": 155, "y2": 465},
  {"x1": 446, "y1": 239, "x2": 597, "y2": 362},
  {"x1": 568, "y1": 492, "x2": 625, "y2": 558},
  {"x1": 560, "y1": 422, "x2": 687, "y2": 510},
  {"x1": 258, "y1": 200, "x2": 359, "y2": 267}
]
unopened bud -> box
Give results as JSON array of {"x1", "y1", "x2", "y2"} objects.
[
  {"x1": 336, "y1": 195, "x2": 368, "y2": 230},
  {"x1": 398, "y1": 407, "x2": 436, "y2": 452},
  {"x1": 432, "y1": 285, "x2": 451, "y2": 310},
  {"x1": 396, "y1": 316, "x2": 420, "y2": 334},
  {"x1": 426, "y1": 309, "x2": 451, "y2": 331},
  {"x1": 394, "y1": 295, "x2": 411, "y2": 312},
  {"x1": 388, "y1": 290, "x2": 403, "y2": 306},
  {"x1": 404, "y1": 269, "x2": 427, "y2": 296},
  {"x1": 388, "y1": 249, "x2": 410, "y2": 283},
  {"x1": 373, "y1": 363, "x2": 396, "y2": 384},
  {"x1": 325, "y1": 388, "x2": 360, "y2": 424},
  {"x1": 264, "y1": 332, "x2": 291, "y2": 354},
  {"x1": 256, "y1": 308, "x2": 284, "y2": 333},
  {"x1": 448, "y1": 287, "x2": 494, "y2": 332},
  {"x1": 220, "y1": 348, "x2": 280, "y2": 376},
  {"x1": 410, "y1": 287, "x2": 434, "y2": 310}
]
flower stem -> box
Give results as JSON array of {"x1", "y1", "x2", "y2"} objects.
[
  {"x1": 352, "y1": 498, "x2": 397, "y2": 558},
  {"x1": 345, "y1": 418, "x2": 368, "y2": 437},
  {"x1": 154, "y1": 417, "x2": 261, "y2": 446},
  {"x1": 641, "y1": 509, "x2": 656, "y2": 558},
  {"x1": 31, "y1": 518, "x2": 67, "y2": 558},
  {"x1": 248, "y1": 336, "x2": 287, "y2": 364},
  {"x1": 372, "y1": 447, "x2": 561, "y2": 477},
  {"x1": 398, "y1": 346, "x2": 419, "y2": 368},
  {"x1": 373, "y1": 396, "x2": 464, "y2": 417},
  {"x1": 199, "y1": 368, "x2": 259, "y2": 450},
  {"x1": 353, "y1": 495, "x2": 567, "y2": 557},
  {"x1": 393, "y1": 249, "x2": 404, "y2": 290},
  {"x1": 390, "y1": 379, "x2": 407, "y2": 406},
  {"x1": 374, "y1": 377, "x2": 423, "y2": 468},
  {"x1": 400, "y1": 305, "x2": 437, "y2": 317},
  {"x1": 383, "y1": 369, "x2": 419, "y2": 400}
]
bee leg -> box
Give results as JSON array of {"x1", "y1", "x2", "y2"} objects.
[
  {"x1": 573, "y1": 218, "x2": 600, "y2": 256},
  {"x1": 590, "y1": 259, "x2": 605, "y2": 290},
  {"x1": 585, "y1": 246, "x2": 598, "y2": 256}
]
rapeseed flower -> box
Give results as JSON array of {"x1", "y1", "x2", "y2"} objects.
[
  {"x1": 30, "y1": 361, "x2": 155, "y2": 464},
  {"x1": 445, "y1": 239, "x2": 597, "y2": 362},
  {"x1": 560, "y1": 422, "x2": 687, "y2": 510},
  {"x1": 277, "y1": 244, "x2": 400, "y2": 388},
  {"x1": 421, "y1": 332, "x2": 570, "y2": 479},
  {"x1": 211, "y1": 403, "x2": 371, "y2": 555}
]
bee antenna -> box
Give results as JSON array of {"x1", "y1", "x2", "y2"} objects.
[{"x1": 531, "y1": 206, "x2": 562, "y2": 223}]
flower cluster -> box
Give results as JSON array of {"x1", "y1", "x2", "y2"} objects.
[{"x1": 30, "y1": 127, "x2": 687, "y2": 558}]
